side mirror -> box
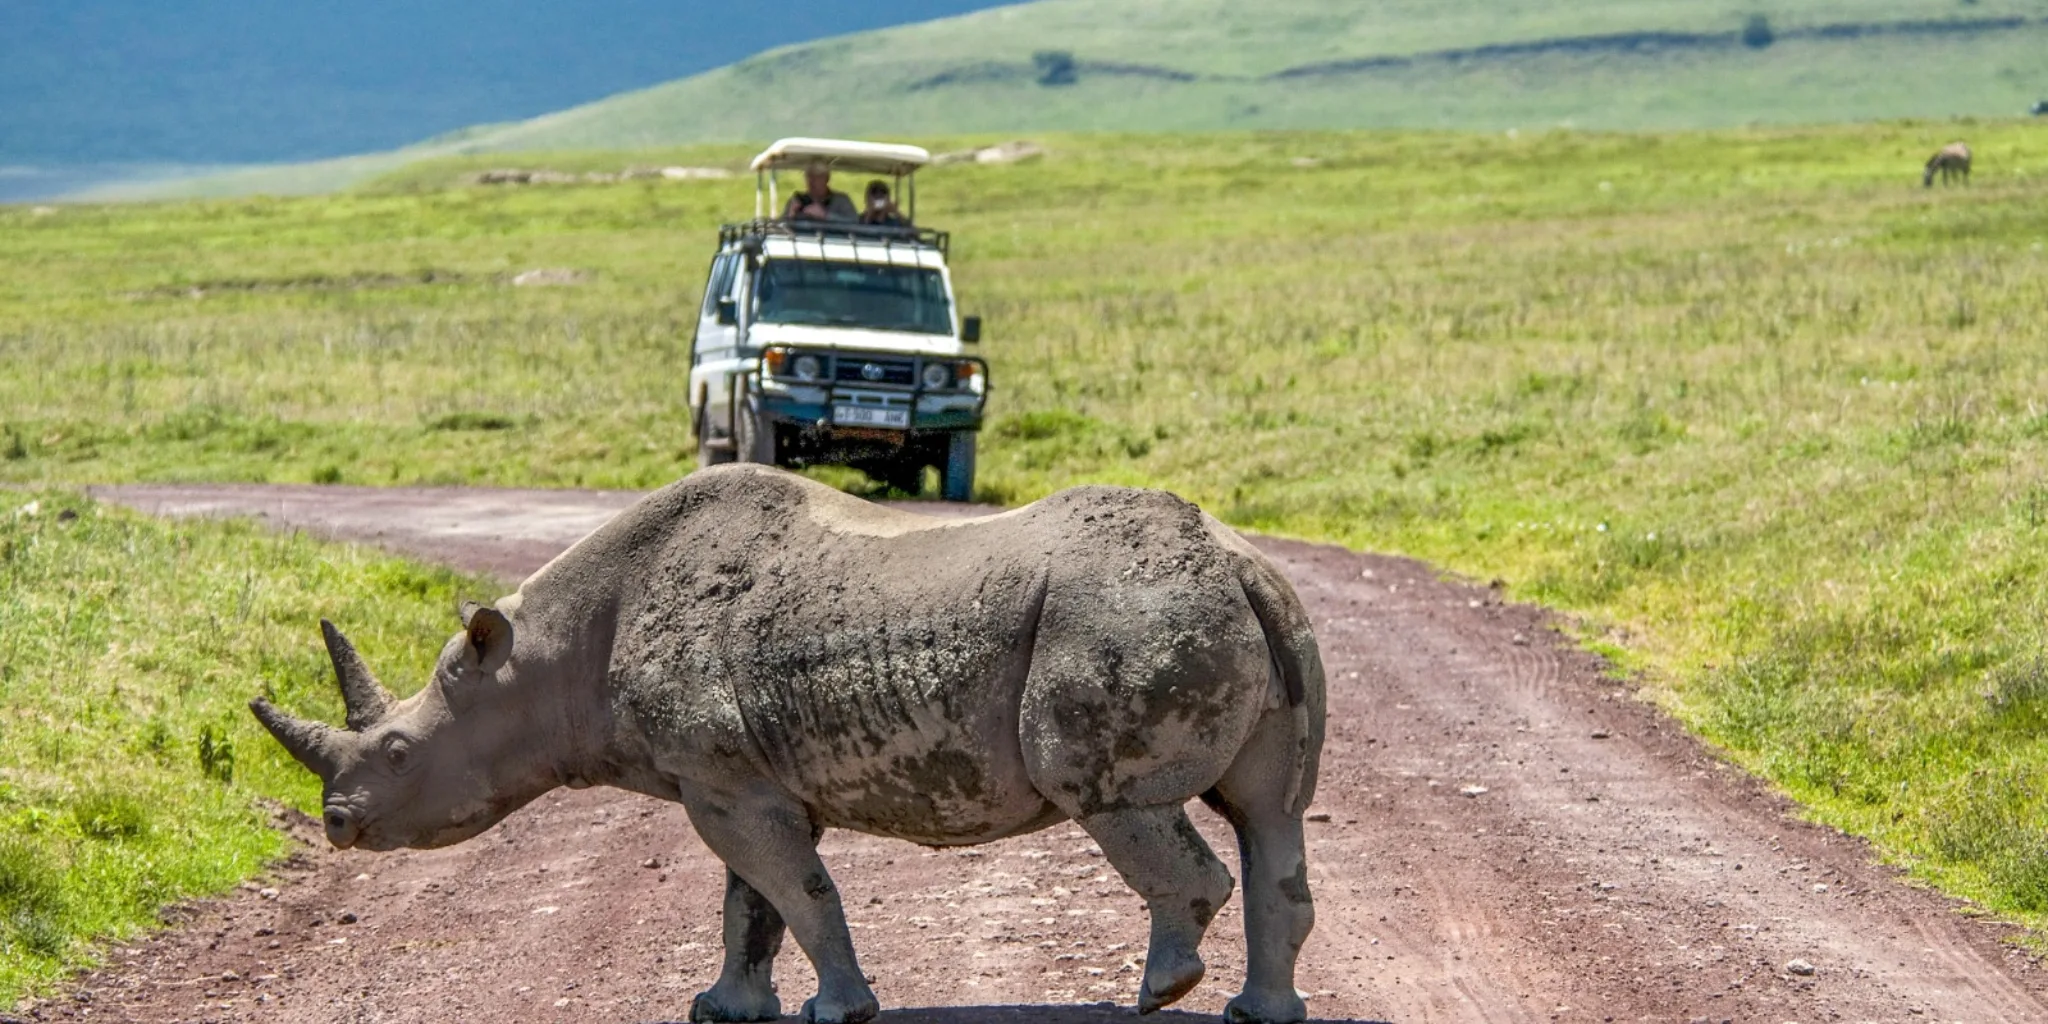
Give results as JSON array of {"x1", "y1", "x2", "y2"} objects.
[
  {"x1": 716, "y1": 299, "x2": 738, "y2": 325},
  {"x1": 961, "y1": 315, "x2": 983, "y2": 344}
]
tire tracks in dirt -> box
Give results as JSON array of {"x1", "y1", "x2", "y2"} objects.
[{"x1": 25, "y1": 483, "x2": 2044, "y2": 1024}]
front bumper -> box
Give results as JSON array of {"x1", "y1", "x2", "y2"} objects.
[{"x1": 757, "y1": 379, "x2": 983, "y2": 435}]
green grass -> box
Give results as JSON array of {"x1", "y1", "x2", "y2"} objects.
[
  {"x1": 82, "y1": 0, "x2": 2048, "y2": 199},
  {"x1": 0, "y1": 493, "x2": 494, "y2": 998},
  {"x1": 8, "y1": 118, "x2": 2048, "y2": 956}
]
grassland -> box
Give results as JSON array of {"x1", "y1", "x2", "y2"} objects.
[
  {"x1": 86, "y1": 0, "x2": 2048, "y2": 200},
  {"x1": 0, "y1": 493, "x2": 492, "y2": 997},
  {"x1": 6, "y1": 118, "x2": 2048, "y2": 957}
]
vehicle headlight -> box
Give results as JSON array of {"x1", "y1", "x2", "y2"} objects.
[
  {"x1": 921, "y1": 362, "x2": 953, "y2": 390},
  {"x1": 793, "y1": 354, "x2": 822, "y2": 382}
]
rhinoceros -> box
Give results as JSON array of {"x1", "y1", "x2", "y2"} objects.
[{"x1": 250, "y1": 464, "x2": 1326, "y2": 1023}]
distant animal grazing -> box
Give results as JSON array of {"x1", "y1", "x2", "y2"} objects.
[
  {"x1": 250, "y1": 464, "x2": 1328, "y2": 1024},
  {"x1": 1924, "y1": 143, "x2": 1971, "y2": 188}
]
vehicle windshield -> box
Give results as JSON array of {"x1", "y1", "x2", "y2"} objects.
[{"x1": 753, "y1": 260, "x2": 952, "y2": 336}]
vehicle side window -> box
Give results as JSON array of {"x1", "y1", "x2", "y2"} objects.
[{"x1": 701, "y1": 254, "x2": 737, "y2": 320}]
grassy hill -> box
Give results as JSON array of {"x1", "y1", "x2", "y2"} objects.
[
  {"x1": 468, "y1": 0, "x2": 2048, "y2": 144},
  {"x1": 82, "y1": 0, "x2": 2048, "y2": 200}
]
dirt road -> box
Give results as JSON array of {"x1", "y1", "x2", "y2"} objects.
[{"x1": 31, "y1": 483, "x2": 2046, "y2": 1023}]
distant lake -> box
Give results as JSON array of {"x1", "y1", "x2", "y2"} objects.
[{"x1": 0, "y1": 164, "x2": 234, "y2": 204}]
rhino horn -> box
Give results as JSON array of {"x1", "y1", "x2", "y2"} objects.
[
  {"x1": 322, "y1": 619, "x2": 395, "y2": 731},
  {"x1": 249, "y1": 697, "x2": 345, "y2": 779}
]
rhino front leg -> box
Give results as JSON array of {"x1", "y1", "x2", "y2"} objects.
[
  {"x1": 1075, "y1": 804, "x2": 1236, "y2": 1014},
  {"x1": 688, "y1": 870, "x2": 787, "y2": 1023},
  {"x1": 684, "y1": 795, "x2": 879, "y2": 1024}
]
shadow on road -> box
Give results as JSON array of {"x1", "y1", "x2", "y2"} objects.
[{"x1": 640, "y1": 1007, "x2": 1391, "y2": 1024}]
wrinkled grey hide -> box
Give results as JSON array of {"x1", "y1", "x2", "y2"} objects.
[{"x1": 251, "y1": 465, "x2": 1327, "y2": 1024}]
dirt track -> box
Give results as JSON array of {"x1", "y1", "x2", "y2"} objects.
[{"x1": 29, "y1": 483, "x2": 2047, "y2": 1023}]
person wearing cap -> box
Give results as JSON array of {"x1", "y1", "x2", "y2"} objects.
[
  {"x1": 784, "y1": 160, "x2": 857, "y2": 222},
  {"x1": 859, "y1": 180, "x2": 909, "y2": 227}
]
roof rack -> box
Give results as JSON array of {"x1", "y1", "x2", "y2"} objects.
[{"x1": 720, "y1": 219, "x2": 950, "y2": 260}]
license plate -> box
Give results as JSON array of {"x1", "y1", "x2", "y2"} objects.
[{"x1": 833, "y1": 404, "x2": 909, "y2": 429}]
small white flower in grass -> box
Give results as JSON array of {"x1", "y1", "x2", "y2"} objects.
[{"x1": 1596, "y1": 522, "x2": 1608, "y2": 533}]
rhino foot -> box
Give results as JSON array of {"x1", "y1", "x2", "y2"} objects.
[
  {"x1": 688, "y1": 985, "x2": 780, "y2": 1023},
  {"x1": 1223, "y1": 989, "x2": 1308, "y2": 1024},
  {"x1": 800, "y1": 991, "x2": 880, "y2": 1024},
  {"x1": 1137, "y1": 949, "x2": 1206, "y2": 1013}
]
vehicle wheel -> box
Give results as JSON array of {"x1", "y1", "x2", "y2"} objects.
[
  {"x1": 940, "y1": 432, "x2": 977, "y2": 503},
  {"x1": 732, "y1": 379, "x2": 777, "y2": 465},
  {"x1": 695, "y1": 406, "x2": 735, "y2": 468}
]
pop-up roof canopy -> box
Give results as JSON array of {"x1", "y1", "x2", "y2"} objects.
[{"x1": 750, "y1": 138, "x2": 931, "y2": 177}]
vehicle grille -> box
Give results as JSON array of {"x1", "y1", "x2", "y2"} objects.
[{"x1": 834, "y1": 357, "x2": 916, "y2": 386}]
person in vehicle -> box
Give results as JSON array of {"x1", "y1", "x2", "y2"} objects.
[
  {"x1": 860, "y1": 180, "x2": 909, "y2": 227},
  {"x1": 785, "y1": 160, "x2": 857, "y2": 222}
]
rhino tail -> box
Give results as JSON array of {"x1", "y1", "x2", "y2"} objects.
[
  {"x1": 1238, "y1": 554, "x2": 1326, "y2": 815},
  {"x1": 1238, "y1": 556, "x2": 1317, "y2": 708}
]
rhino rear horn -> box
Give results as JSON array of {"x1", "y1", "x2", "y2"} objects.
[
  {"x1": 249, "y1": 698, "x2": 344, "y2": 779},
  {"x1": 322, "y1": 619, "x2": 395, "y2": 730}
]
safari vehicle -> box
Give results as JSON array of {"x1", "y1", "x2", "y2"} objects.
[{"x1": 689, "y1": 138, "x2": 986, "y2": 502}]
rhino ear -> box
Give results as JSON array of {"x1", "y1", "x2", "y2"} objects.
[{"x1": 460, "y1": 602, "x2": 515, "y2": 676}]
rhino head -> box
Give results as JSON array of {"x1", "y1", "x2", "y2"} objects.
[{"x1": 249, "y1": 604, "x2": 548, "y2": 851}]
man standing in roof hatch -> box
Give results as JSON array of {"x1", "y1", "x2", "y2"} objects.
[{"x1": 785, "y1": 159, "x2": 858, "y2": 222}]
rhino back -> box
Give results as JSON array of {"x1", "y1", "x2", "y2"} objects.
[
  {"x1": 599, "y1": 469, "x2": 1051, "y2": 842},
  {"x1": 595, "y1": 468, "x2": 1278, "y2": 842}
]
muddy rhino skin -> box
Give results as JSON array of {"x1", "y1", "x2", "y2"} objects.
[{"x1": 251, "y1": 464, "x2": 1326, "y2": 1024}]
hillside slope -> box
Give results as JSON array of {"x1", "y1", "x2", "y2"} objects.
[{"x1": 444, "y1": 0, "x2": 2048, "y2": 149}]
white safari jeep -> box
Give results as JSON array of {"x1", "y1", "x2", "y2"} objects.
[{"x1": 689, "y1": 138, "x2": 986, "y2": 502}]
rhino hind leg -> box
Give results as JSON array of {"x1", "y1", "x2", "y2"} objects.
[
  {"x1": 688, "y1": 870, "x2": 787, "y2": 1023},
  {"x1": 1203, "y1": 710, "x2": 1315, "y2": 1024},
  {"x1": 684, "y1": 797, "x2": 879, "y2": 1024},
  {"x1": 1074, "y1": 804, "x2": 1236, "y2": 1014}
]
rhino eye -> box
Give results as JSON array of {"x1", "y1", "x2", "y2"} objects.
[{"x1": 382, "y1": 737, "x2": 414, "y2": 773}]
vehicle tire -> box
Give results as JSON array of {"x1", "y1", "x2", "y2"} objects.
[
  {"x1": 695, "y1": 406, "x2": 735, "y2": 468},
  {"x1": 940, "y1": 432, "x2": 977, "y2": 504},
  {"x1": 732, "y1": 379, "x2": 777, "y2": 465}
]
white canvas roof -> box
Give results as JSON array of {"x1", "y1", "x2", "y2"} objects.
[{"x1": 750, "y1": 138, "x2": 931, "y2": 176}]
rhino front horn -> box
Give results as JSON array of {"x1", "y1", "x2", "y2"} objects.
[
  {"x1": 322, "y1": 619, "x2": 395, "y2": 730},
  {"x1": 249, "y1": 697, "x2": 344, "y2": 779}
]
